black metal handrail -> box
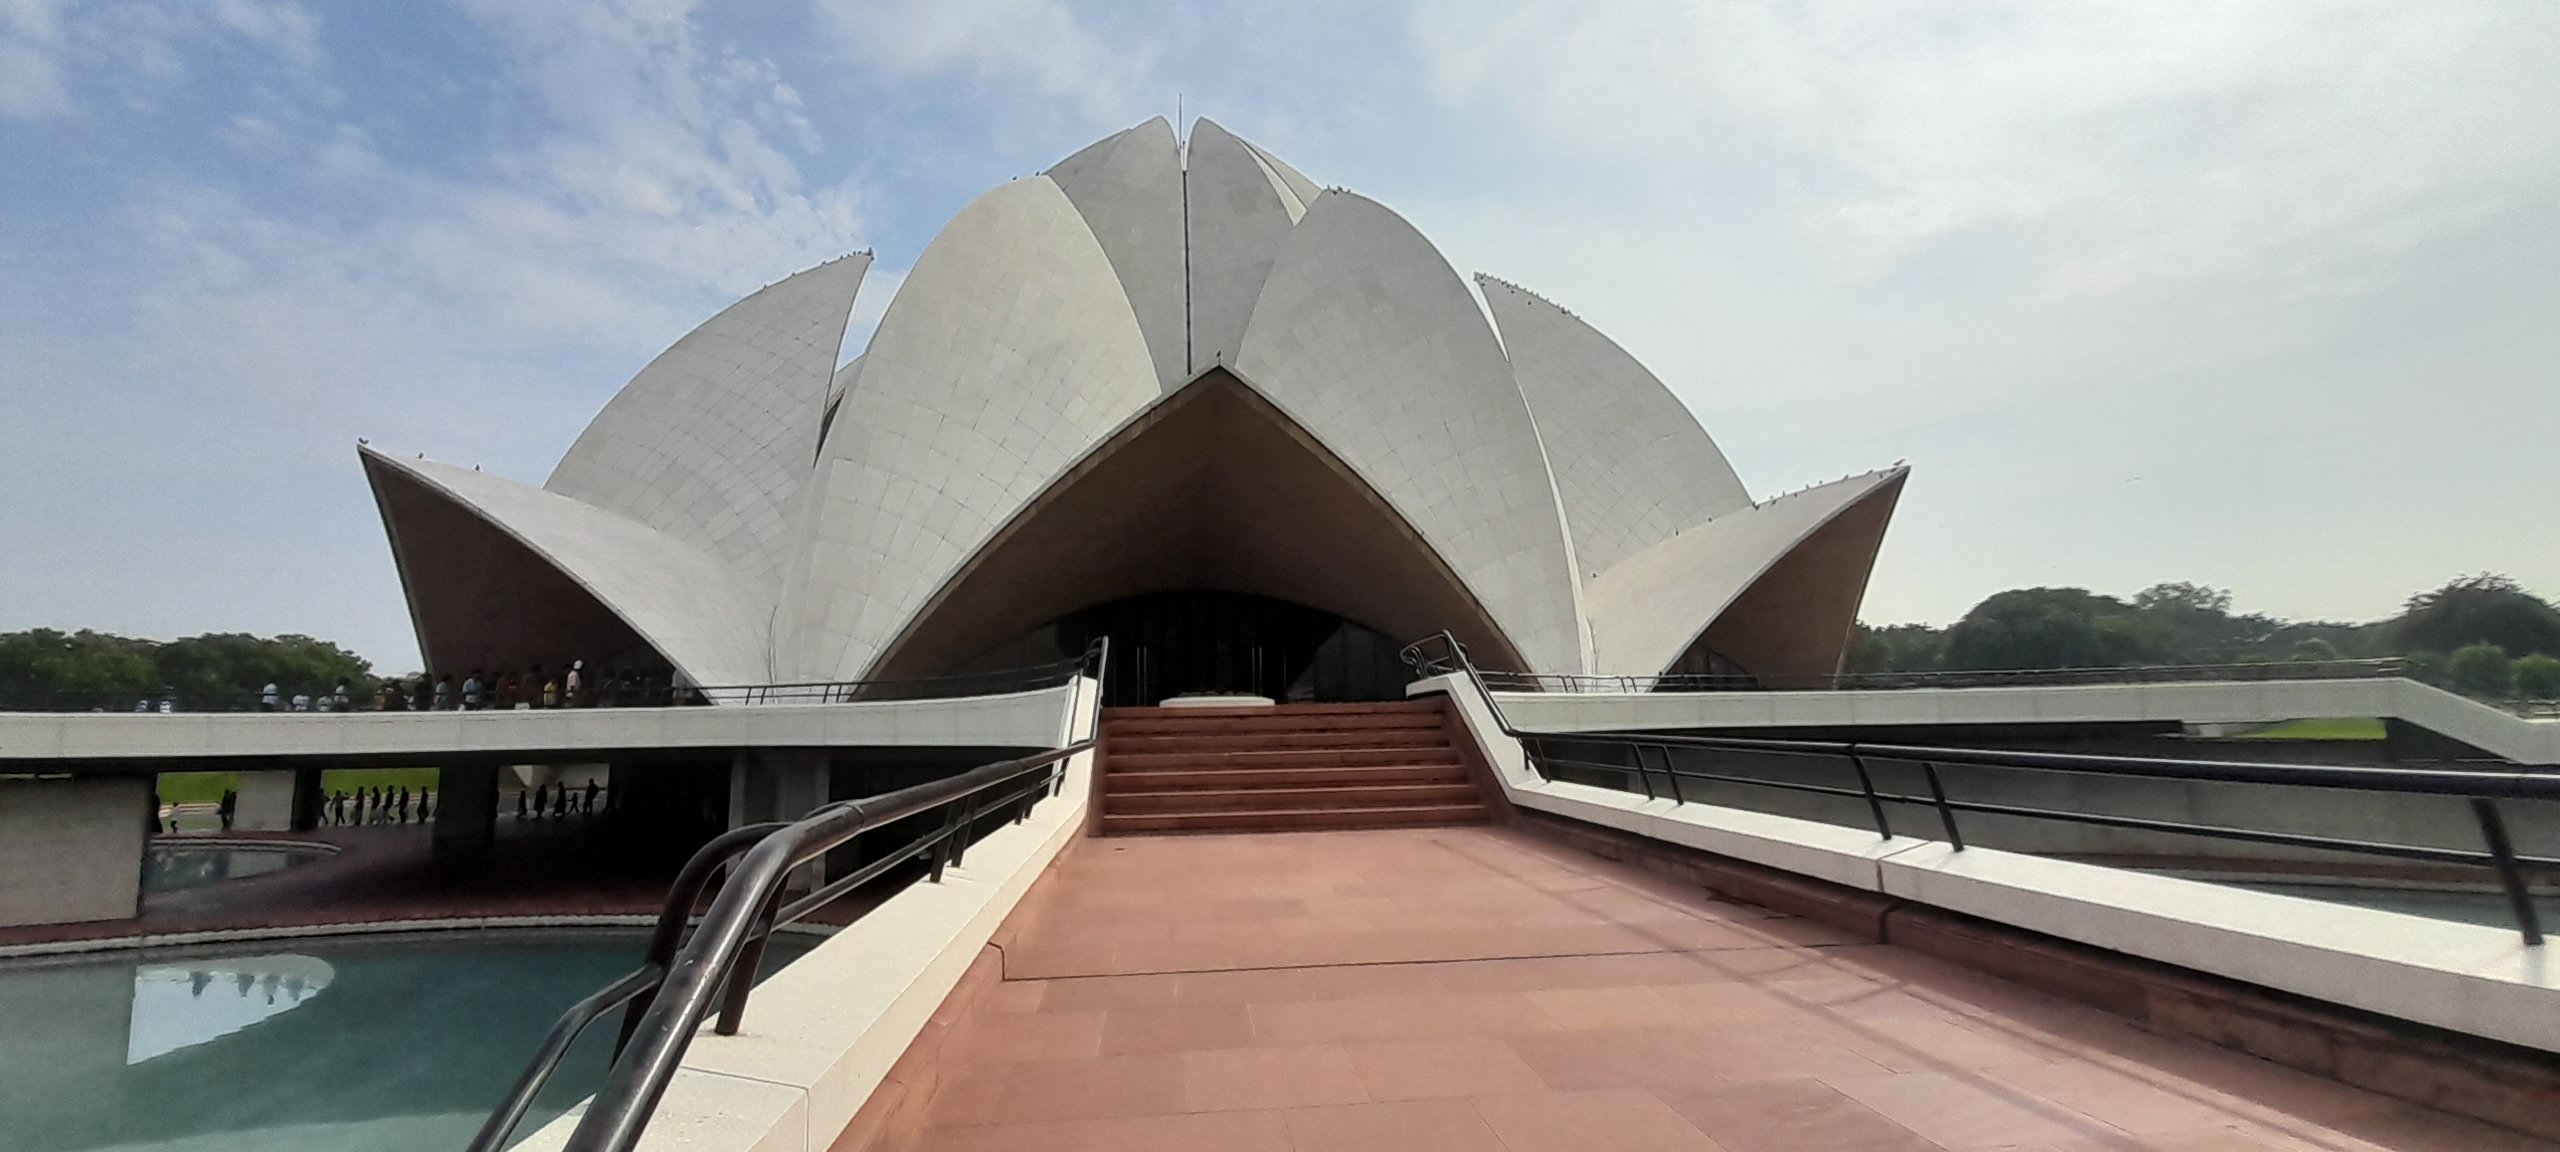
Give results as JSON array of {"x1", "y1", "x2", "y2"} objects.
[
  {"x1": 1398, "y1": 631, "x2": 2557, "y2": 945},
  {"x1": 465, "y1": 737, "x2": 1094, "y2": 1152},
  {"x1": 1472, "y1": 657, "x2": 2414, "y2": 694}
]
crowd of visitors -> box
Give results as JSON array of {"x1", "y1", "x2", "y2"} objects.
[
  {"x1": 325, "y1": 785, "x2": 432, "y2": 826},
  {"x1": 244, "y1": 663, "x2": 692, "y2": 713}
]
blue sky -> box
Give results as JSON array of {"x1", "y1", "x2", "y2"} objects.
[{"x1": 4, "y1": 0, "x2": 2556, "y2": 673}]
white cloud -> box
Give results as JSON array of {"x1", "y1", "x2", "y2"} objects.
[
  {"x1": 1418, "y1": 0, "x2": 2560, "y2": 294},
  {"x1": 1, "y1": 0, "x2": 327, "y2": 115},
  {"x1": 171, "y1": 0, "x2": 867, "y2": 358},
  {"x1": 0, "y1": 0, "x2": 71, "y2": 117},
  {"x1": 815, "y1": 0, "x2": 1153, "y2": 123}
]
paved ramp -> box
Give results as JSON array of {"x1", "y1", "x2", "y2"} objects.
[{"x1": 871, "y1": 826, "x2": 2548, "y2": 1151}]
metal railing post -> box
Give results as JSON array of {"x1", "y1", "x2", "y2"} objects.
[
  {"x1": 1653, "y1": 743, "x2": 1686, "y2": 805},
  {"x1": 2471, "y1": 798, "x2": 2545, "y2": 946},
  {"x1": 1920, "y1": 761, "x2": 1965, "y2": 850},
  {"x1": 1847, "y1": 751, "x2": 1892, "y2": 840}
]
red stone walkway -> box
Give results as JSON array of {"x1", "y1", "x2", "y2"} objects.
[{"x1": 883, "y1": 826, "x2": 2553, "y2": 1152}]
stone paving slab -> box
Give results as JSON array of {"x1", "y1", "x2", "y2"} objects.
[{"x1": 873, "y1": 826, "x2": 2560, "y2": 1152}]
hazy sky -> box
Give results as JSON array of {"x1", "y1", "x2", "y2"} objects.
[{"x1": 4, "y1": 0, "x2": 2555, "y2": 673}]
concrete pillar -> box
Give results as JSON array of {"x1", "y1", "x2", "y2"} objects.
[
  {"x1": 728, "y1": 749, "x2": 830, "y2": 890},
  {"x1": 290, "y1": 768, "x2": 327, "y2": 832},
  {"x1": 0, "y1": 776, "x2": 151, "y2": 927},
  {"x1": 432, "y1": 763, "x2": 501, "y2": 860},
  {"x1": 232, "y1": 770, "x2": 297, "y2": 832}
]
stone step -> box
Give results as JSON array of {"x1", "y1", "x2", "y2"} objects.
[
  {"x1": 1106, "y1": 764, "x2": 1469, "y2": 792},
  {"x1": 1103, "y1": 710, "x2": 1449, "y2": 737},
  {"x1": 1106, "y1": 729, "x2": 1448, "y2": 754},
  {"x1": 1106, "y1": 746, "x2": 1463, "y2": 772},
  {"x1": 1106, "y1": 783, "x2": 1480, "y2": 814},
  {"x1": 1099, "y1": 699, "x2": 1443, "y2": 721},
  {"x1": 1097, "y1": 804, "x2": 1489, "y2": 835}
]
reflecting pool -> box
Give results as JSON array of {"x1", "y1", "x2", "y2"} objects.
[
  {"x1": 141, "y1": 843, "x2": 333, "y2": 893},
  {"x1": 0, "y1": 929, "x2": 815, "y2": 1152}
]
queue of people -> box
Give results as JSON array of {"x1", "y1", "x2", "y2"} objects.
[
  {"x1": 511, "y1": 778, "x2": 608, "y2": 822},
  {"x1": 324, "y1": 784, "x2": 433, "y2": 827}
]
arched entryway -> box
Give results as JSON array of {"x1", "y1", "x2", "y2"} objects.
[{"x1": 866, "y1": 371, "x2": 1520, "y2": 703}]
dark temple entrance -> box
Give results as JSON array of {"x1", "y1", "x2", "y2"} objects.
[{"x1": 1051, "y1": 591, "x2": 1407, "y2": 707}]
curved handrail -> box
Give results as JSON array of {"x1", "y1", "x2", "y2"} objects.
[
  {"x1": 465, "y1": 743, "x2": 1087, "y2": 1152},
  {"x1": 1398, "y1": 630, "x2": 2555, "y2": 944}
]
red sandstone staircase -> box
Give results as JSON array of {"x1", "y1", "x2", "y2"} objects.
[{"x1": 1097, "y1": 699, "x2": 1487, "y2": 834}]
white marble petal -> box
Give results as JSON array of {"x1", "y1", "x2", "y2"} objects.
[
  {"x1": 546, "y1": 256, "x2": 867, "y2": 588},
  {"x1": 368, "y1": 447, "x2": 772, "y2": 690},
  {"x1": 1046, "y1": 117, "x2": 1189, "y2": 391},
  {"x1": 1235, "y1": 190, "x2": 1589, "y2": 674},
  {"x1": 1479, "y1": 275, "x2": 1753, "y2": 577},
  {"x1": 775, "y1": 176, "x2": 1158, "y2": 682},
  {"x1": 1183, "y1": 118, "x2": 1302, "y2": 375},
  {"x1": 1587, "y1": 469, "x2": 1905, "y2": 676}
]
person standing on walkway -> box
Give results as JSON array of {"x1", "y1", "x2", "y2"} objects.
[
  {"x1": 217, "y1": 790, "x2": 236, "y2": 831},
  {"x1": 396, "y1": 786, "x2": 410, "y2": 823},
  {"x1": 433, "y1": 674, "x2": 452, "y2": 711},
  {"x1": 540, "y1": 668, "x2": 560, "y2": 709},
  {"x1": 564, "y1": 661, "x2": 583, "y2": 707},
  {"x1": 583, "y1": 778, "x2": 600, "y2": 817},
  {"x1": 462, "y1": 671, "x2": 482, "y2": 711},
  {"x1": 260, "y1": 682, "x2": 280, "y2": 712}
]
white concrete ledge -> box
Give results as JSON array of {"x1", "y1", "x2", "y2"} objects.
[
  {"x1": 0, "y1": 684, "x2": 1080, "y2": 766},
  {"x1": 516, "y1": 677, "x2": 1099, "y2": 1152},
  {"x1": 1492, "y1": 677, "x2": 2560, "y2": 766},
  {"x1": 1420, "y1": 674, "x2": 2560, "y2": 1055}
]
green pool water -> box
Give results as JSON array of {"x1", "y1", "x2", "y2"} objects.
[{"x1": 0, "y1": 929, "x2": 815, "y2": 1152}]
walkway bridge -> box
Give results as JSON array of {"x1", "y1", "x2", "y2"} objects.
[{"x1": 477, "y1": 653, "x2": 2560, "y2": 1152}]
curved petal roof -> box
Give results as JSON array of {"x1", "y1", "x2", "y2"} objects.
[
  {"x1": 369, "y1": 118, "x2": 1907, "y2": 692},
  {"x1": 1045, "y1": 117, "x2": 1188, "y2": 391},
  {"x1": 366, "y1": 447, "x2": 772, "y2": 688},
  {"x1": 1478, "y1": 275, "x2": 1754, "y2": 578},
  {"x1": 1236, "y1": 190, "x2": 1590, "y2": 674},
  {"x1": 1184, "y1": 118, "x2": 1303, "y2": 375},
  {"x1": 546, "y1": 255, "x2": 867, "y2": 587},
  {"x1": 1587, "y1": 469, "x2": 1907, "y2": 676},
  {"x1": 775, "y1": 175, "x2": 1159, "y2": 682}
]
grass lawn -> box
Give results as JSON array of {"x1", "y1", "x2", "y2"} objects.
[
  {"x1": 156, "y1": 772, "x2": 238, "y2": 805},
  {"x1": 321, "y1": 768, "x2": 441, "y2": 793},
  {"x1": 157, "y1": 767, "x2": 442, "y2": 805}
]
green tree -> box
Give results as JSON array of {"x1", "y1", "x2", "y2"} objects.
[
  {"x1": 1847, "y1": 623, "x2": 1947, "y2": 673},
  {"x1": 2448, "y1": 644, "x2": 2514, "y2": 697},
  {"x1": 1941, "y1": 588, "x2": 2169, "y2": 670},
  {"x1": 2393, "y1": 575, "x2": 2560, "y2": 657},
  {"x1": 2512, "y1": 654, "x2": 2560, "y2": 700},
  {"x1": 0, "y1": 628, "x2": 378, "y2": 708}
]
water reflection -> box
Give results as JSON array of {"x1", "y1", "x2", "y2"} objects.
[
  {"x1": 0, "y1": 930, "x2": 815, "y2": 1152},
  {"x1": 142, "y1": 846, "x2": 325, "y2": 894},
  {"x1": 127, "y1": 954, "x2": 334, "y2": 1064}
]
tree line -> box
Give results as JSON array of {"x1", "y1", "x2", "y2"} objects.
[
  {"x1": 1852, "y1": 574, "x2": 2560, "y2": 699},
  {"x1": 0, "y1": 629, "x2": 380, "y2": 709}
]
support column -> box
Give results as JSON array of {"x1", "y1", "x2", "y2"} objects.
[
  {"x1": 727, "y1": 749, "x2": 830, "y2": 891},
  {"x1": 290, "y1": 768, "x2": 326, "y2": 832},
  {"x1": 0, "y1": 777, "x2": 151, "y2": 927},
  {"x1": 432, "y1": 763, "x2": 500, "y2": 860},
  {"x1": 232, "y1": 770, "x2": 297, "y2": 832}
]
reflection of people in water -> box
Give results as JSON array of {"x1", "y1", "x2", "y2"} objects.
[{"x1": 190, "y1": 971, "x2": 210, "y2": 998}]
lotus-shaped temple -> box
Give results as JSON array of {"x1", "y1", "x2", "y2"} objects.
[{"x1": 362, "y1": 119, "x2": 1906, "y2": 703}]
